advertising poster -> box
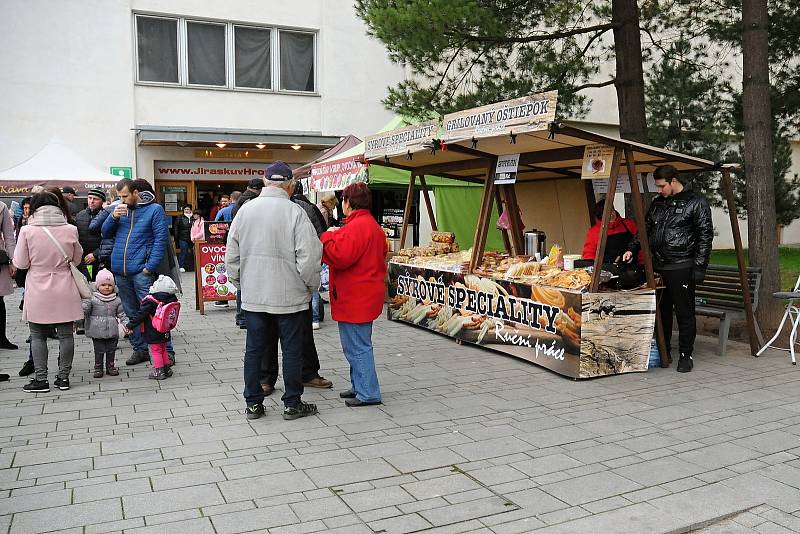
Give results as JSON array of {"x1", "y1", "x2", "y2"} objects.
[
  {"x1": 204, "y1": 221, "x2": 230, "y2": 243},
  {"x1": 364, "y1": 121, "x2": 438, "y2": 160},
  {"x1": 581, "y1": 144, "x2": 616, "y2": 179},
  {"x1": 494, "y1": 153, "x2": 520, "y2": 185},
  {"x1": 195, "y1": 242, "x2": 236, "y2": 313},
  {"x1": 387, "y1": 263, "x2": 655, "y2": 378}
]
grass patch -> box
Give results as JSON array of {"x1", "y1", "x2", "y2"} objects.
[{"x1": 710, "y1": 247, "x2": 800, "y2": 290}]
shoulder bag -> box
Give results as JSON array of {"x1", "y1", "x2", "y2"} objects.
[{"x1": 40, "y1": 226, "x2": 93, "y2": 299}]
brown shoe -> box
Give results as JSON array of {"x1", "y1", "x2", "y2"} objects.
[
  {"x1": 261, "y1": 383, "x2": 274, "y2": 396},
  {"x1": 303, "y1": 376, "x2": 333, "y2": 389},
  {"x1": 93, "y1": 367, "x2": 103, "y2": 378}
]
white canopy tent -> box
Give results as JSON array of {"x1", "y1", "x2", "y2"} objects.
[{"x1": 0, "y1": 138, "x2": 121, "y2": 196}]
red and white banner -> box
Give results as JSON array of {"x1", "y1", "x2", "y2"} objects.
[{"x1": 310, "y1": 155, "x2": 368, "y2": 192}]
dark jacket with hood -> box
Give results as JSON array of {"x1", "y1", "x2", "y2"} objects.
[
  {"x1": 75, "y1": 206, "x2": 103, "y2": 262},
  {"x1": 101, "y1": 191, "x2": 169, "y2": 276},
  {"x1": 173, "y1": 214, "x2": 192, "y2": 243},
  {"x1": 627, "y1": 189, "x2": 713, "y2": 272},
  {"x1": 89, "y1": 202, "x2": 116, "y2": 264},
  {"x1": 126, "y1": 291, "x2": 178, "y2": 343},
  {"x1": 292, "y1": 194, "x2": 328, "y2": 237}
]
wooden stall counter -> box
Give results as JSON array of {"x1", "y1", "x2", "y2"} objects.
[{"x1": 387, "y1": 261, "x2": 655, "y2": 379}]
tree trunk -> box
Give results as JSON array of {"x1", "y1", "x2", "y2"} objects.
[
  {"x1": 742, "y1": 0, "x2": 782, "y2": 330},
  {"x1": 612, "y1": 0, "x2": 648, "y2": 143},
  {"x1": 612, "y1": 0, "x2": 648, "y2": 216}
]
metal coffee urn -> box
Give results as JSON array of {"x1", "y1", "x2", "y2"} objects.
[{"x1": 524, "y1": 230, "x2": 547, "y2": 258}]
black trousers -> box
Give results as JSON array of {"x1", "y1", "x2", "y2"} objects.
[
  {"x1": 658, "y1": 267, "x2": 696, "y2": 356},
  {"x1": 260, "y1": 306, "x2": 321, "y2": 386}
]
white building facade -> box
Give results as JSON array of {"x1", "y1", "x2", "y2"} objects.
[{"x1": 0, "y1": 0, "x2": 404, "y2": 212}]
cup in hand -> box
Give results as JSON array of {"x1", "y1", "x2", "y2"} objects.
[{"x1": 113, "y1": 204, "x2": 129, "y2": 219}]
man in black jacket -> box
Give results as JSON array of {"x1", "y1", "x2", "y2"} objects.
[
  {"x1": 231, "y1": 178, "x2": 263, "y2": 219},
  {"x1": 624, "y1": 165, "x2": 713, "y2": 373},
  {"x1": 74, "y1": 188, "x2": 105, "y2": 282}
]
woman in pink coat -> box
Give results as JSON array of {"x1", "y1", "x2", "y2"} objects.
[{"x1": 13, "y1": 192, "x2": 83, "y2": 393}]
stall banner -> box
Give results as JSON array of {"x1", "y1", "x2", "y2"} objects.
[
  {"x1": 310, "y1": 155, "x2": 368, "y2": 192},
  {"x1": 387, "y1": 263, "x2": 655, "y2": 378},
  {"x1": 0, "y1": 180, "x2": 116, "y2": 196},
  {"x1": 591, "y1": 173, "x2": 656, "y2": 195},
  {"x1": 442, "y1": 91, "x2": 558, "y2": 142},
  {"x1": 196, "y1": 242, "x2": 237, "y2": 303},
  {"x1": 581, "y1": 144, "x2": 616, "y2": 179},
  {"x1": 364, "y1": 121, "x2": 438, "y2": 160},
  {"x1": 494, "y1": 153, "x2": 520, "y2": 184}
]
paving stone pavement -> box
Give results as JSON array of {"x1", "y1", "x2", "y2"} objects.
[{"x1": 2, "y1": 273, "x2": 800, "y2": 533}]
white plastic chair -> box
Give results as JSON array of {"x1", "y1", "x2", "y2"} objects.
[{"x1": 757, "y1": 274, "x2": 800, "y2": 364}]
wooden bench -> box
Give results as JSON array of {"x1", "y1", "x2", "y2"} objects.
[{"x1": 694, "y1": 264, "x2": 764, "y2": 356}]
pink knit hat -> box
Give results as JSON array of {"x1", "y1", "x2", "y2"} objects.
[{"x1": 95, "y1": 269, "x2": 115, "y2": 287}]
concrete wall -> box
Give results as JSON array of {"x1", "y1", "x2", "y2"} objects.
[{"x1": 0, "y1": 0, "x2": 404, "y2": 178}]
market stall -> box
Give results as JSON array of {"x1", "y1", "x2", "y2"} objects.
[{"x1": 366, "y1": 92, "x2": 758, "y2": 379}]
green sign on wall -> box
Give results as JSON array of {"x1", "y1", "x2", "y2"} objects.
[{"x1": 110, "y1": 166, "x2": 132, "y2": 178}]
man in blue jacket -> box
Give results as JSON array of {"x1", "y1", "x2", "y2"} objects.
[{"x1": 102, "y1": 178, "x2": 170, "y2": 366}]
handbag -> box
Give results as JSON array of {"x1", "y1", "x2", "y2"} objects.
[{"x1": 40, "y1": 226, "x2": 93, "y2": 299}]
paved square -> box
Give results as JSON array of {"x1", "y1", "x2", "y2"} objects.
[{"x1": 1, "y1": 274, "x2": 799, "y2": 533}]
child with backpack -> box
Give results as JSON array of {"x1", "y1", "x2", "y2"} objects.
[
  {"x1": 82, "y1": 269, "x2": 128, "y2": 378},
  {"x1": 126, "y1": 275, "x2": 181, "y2": 380}
]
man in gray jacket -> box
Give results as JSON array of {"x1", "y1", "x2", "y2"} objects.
[{"x1": 226, "y1": 161, "x2": 322, "y2": 421}]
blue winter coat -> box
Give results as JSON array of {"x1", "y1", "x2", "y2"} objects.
[
  {"x1": 101, "y1": 197, "x2": 169, "y2": 276},
  {"x1": 90, "y1": 204, "x2": 115, "y2": 263}
]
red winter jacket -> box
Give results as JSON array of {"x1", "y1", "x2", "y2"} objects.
[
  {"x1": 582, "y1": 214, "x2": 643, "y2": 263},
  {"x1": 321, "y1": 209, "x2": 387, "y2": 323}
]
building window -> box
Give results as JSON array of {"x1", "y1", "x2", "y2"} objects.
[
  {"x1": 136, "y1": 16, "x2": 179, "y2": 84},
  {"x1": 234, "y1": 26, "x2": 271, "y2": 89},
  {"x1": 186, "y1": 21, "x2": 226, "y2": 86},
  {"x1": 279, "y1": 31, "x2": 315, "y2": 92},
  {"x1": 134, "y1": 14, "x2": 316, "y2": 94}
]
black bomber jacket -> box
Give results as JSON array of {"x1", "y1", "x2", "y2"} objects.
[{"x1": 627, "y1": 189, "x2": 713, "y2": 271}]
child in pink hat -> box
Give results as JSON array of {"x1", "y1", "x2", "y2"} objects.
[{"x1": 82, "y1": 269, "x2": 128, "y2": 377}]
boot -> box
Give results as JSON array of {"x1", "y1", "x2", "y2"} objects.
[
  {"x1": 0, "y1": 297, "x2": 17, "y2": 350},
  {"x1": 106, "y1": 353, "x2": 119, "y2": 376},
  {"x1": 93, "y1": 353, "x2": 104, "y2": 378},
  {"x1": 677, "y1": 352, "x2": 694, "y2": 373}
]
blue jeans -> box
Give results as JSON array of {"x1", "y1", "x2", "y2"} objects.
[
  {"x1": 116, "y1": 271, "x2": 173, "y2": 355},
  {"x1": 177, "y1": 240, "x2": 192, "y2": 269},
  {"x1": 235, "y1": 292, "x2": 244, "y2": 326},
  {"x1": 338, "y1": 322, "x2": 381, "y2": 403},
  {"x1": 243, "y1": 310, "x2": 305, "y2": 408},
  {"x1": 311, "y1": 291, "x2": 321, "y2": 323}
]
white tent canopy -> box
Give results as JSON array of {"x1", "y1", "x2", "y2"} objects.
[{"x1": 0, "y1": 138, "x2": 121, "y2": 195}]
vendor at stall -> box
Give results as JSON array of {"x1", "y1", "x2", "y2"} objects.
[{"x1": 582, "y1": 199, "x2": 641, "y2": 263}]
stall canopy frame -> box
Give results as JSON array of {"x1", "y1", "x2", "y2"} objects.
[{"x1": 367, "y1": 121, "x2": 759, "y2": 365}]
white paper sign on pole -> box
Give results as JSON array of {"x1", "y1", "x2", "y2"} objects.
[
  {"x1": 493, "y1": 153, "x2": 520, "y2": 184},
  {"x1": 592, "y1": 173, "x2": 656, "y2": 195}
]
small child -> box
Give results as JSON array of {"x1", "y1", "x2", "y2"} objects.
[
  {"x1": 82, "y1": 269, "x2": 128, "y2": 378},
  {"x1": 126, "y1": 275, "x2": 180, "y2": 380}
]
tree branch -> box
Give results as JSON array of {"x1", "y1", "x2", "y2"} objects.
[
  {"x1": 568, "y1": 79, "x2": 617, "y2": 92},
  {"x1": 445, "y1": 22, "x2": 616, "y2": 45}
]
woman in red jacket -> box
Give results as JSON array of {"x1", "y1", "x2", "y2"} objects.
[
  {"x1": 321, "y1": 183, "x2": 386, "y2": 407},
  {"x1": 582, "y1": 199, "x2": 642, "y2": 264}
]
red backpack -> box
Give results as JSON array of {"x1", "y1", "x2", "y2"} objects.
[{"x1": 142, "y1": 295, "x2": 181, "y2": 333}]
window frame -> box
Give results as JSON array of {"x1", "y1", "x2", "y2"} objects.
[
  {"x1": 276, "y1": 29, "x2": 317, "y2": 94},
  {"x1": 134, "y1": 14, "x2": 182, "y2": 87},
  {"x1": 232, "y1": 24, "x2": 274, "y2": 92},
  {"x1": 183, "y1": 19, "x2": 229, "y2": 89},
  {"x1": 132, "y1": 12, "x2": 319, "y2": 95}
]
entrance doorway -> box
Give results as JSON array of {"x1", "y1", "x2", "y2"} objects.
[{"x1": 195, "y1": 181, "x2": 248, "y2": 220}]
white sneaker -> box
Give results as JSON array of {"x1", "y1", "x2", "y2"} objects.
[
  {"x1": 312, "y1": 322, "x2": 320, "y2": 330},
  {"x1": 179, "y1": 267, "x2": 186, "y2": 273}
]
